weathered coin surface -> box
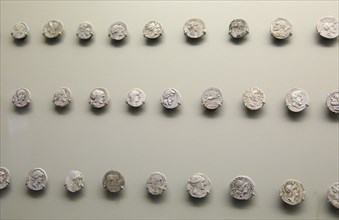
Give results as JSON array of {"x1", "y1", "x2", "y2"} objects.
[
  {"x1": 183, "y1": 18, "x2": 206, "y2": 39},
  {"x1": 143, "y1": 21, "x2": 163, "y2": 39},
  {"x1": 270, "y1": 18, "x2": 293, "y2": 39},
  {"x1": 126, "y1": 88, "x2": 146, "y2": 107},
  {"x1": 229, "y1": 19, "x2": 249, "y2": 39},
  {"x1": 201, "y1": 87, "x2": 223, "y2": 110},
  {"x1": 11, "y1": 22, "x2": 29, "y2": 39},
  {"x1": 42, "y1": 19, "x2": 64, "y2": 39},
  {"x1": 53, "y1": 87, "x2": 72, "y2": 107},
  {"x1": 327, "y1": 182, "x2": 339, "y2": 209},
  {"x1": 326, "y1": 91, "x2": 339, "y2": 114},
  {"x1": 0, "y1": 167, "x2": 11, "y2": 190},
  {"x1": 146, "y1": 172, "x2": 167, "y2": 196},
  {"x1": 64, "y1": 170, "x2": 84, "y2": 193},
  {"x1": 187, "y1": 173, "x2": 211, "y2": 198},
  {"x1": 26, "y1": 168, "x2": 48, "y2": 191},
  {"x1": 280, "y1": 179, "x2": 305, "y2": 205},
  {"x1": 316, "y1": 16, "x2": 338, "y2": 39},
  {"x1": 161, "y1": 88, "x2": 181, "y2": 109},
  {"x1": 12, "y1": 88, "x2": 31, "y2": 108},
  {"x1": 285, "y1": 88, "x2": 309, "y2": 112},
  {"x1": 89, "y1": 88, "x2": 110, "y2": 108},
  {"x1": 229, "y1": 175, "x2": 255, "y2": 200},
  {"x1": 242, "y1": 87, "x2": 266, "y2": 110},
  {"x1": 108, "y1": 21, "x2": 128, "y2": 40},
  {"x1": 103, "y1": 170, "x2": 125, "y2": 193},
  {"x1": 76, "y1": 22, "x2": 94, "y2": 40}
]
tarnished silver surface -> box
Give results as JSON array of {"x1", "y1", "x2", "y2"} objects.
[
  {"x1": 229, "y1": 175, "x2": 255, "y2": 200},
  {"x1": 186, "y1": 173, "x2": 211, "y2": 198},
  {"x1": 102, "y1": 170, "x2": 125, "y2": 193},
  {"x1": 201, "y1": 87, "x2": 223, "y2": 110},
  {"x1": 327, "y1": 182, "x2": 339, "y2": 209},
  {"x1": 143, "y1": 21, "x2": 163, "y2": 39},
  {"x1": 242, "y1": 87, "x2": 266, "y2": 110},
  {"x1": 229, "y1": 19, "x2": 249, "y2": 39},
  {"x1": 285, "y1": 88, "x2": 309, "y2": 112},
  {"x1": 89, "y1": 88, "x2": 110, "y2": 108},
  {"x1": 42, "y1": 19, "x2": 64, "y2": 39},
  {"x1": 0, "y1": 167, "x2": 10, "y2": 190},
  {"x1": 64, "y1": 170, "x2": 84, "y2": 193},
  {"x1": 316, "y1": 16, "x2": 338, "y2": 39},
  {"x1": 12, "y1": 88, "x2": 31, "y2": 108},
  {"x1": 270, "y1": 18, "x2": 293, "y2": 39},
  {"x1": 53, "y1": 87, "x2": 72, "y2": 107},
  {"x1": 126, "y1": 88, "x2": 146, "y2": 108},
  {"x1": 161, "y1": 88, "x2": 181, "y2": 109},
  {"x1": 146, "y1": 172, "x2": 167, "y2": 196},
  {"x1": 183, "y1": 18, "x2": 206, "y2": 39},
  {"x1": 108, "y1": 21, "x2": 128, "y2": 40},
  {"x1": 11, "y1": 22, "x2": 29, "y2": 39},
  {"x1": 326, "y1": 91, "x2": 339, "y2": 114},
  {"x1": 26, "y1": 168, "x2": 48, "y2": 191},
  {"x1": 76, "y1": 22, "x2": 94, "y2": 40},
  {"x1": 280, "y1": 179, "x2": 305, "y2": 205}
]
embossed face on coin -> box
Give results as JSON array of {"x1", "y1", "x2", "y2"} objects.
[
  {"x1": 76, "y1": 22, "x2": 94, "y2": 40},
  {"x1": 187, "y1": 173, "x2": 211, "y2": 198},
  {"x1": 161, "y1": 88, "x2": 181, "y2": 109},
  {"x1": 89, "y1": 88, "x2": 110, "y2": 108},
  {"x1": 229, "y1": 19, "x2": 249, "y2": 39},
  {"x1": 242, "y1": 87, "x2": 266, "y2": 110},
  {"x1": 42, "y1": 19, "x2": 64, "y2": 39},
  {"x1": 26, "y1": 168, "x2": 48, "y2": 191},
  {"x1": 53, "y1": 87, "x2": 72, "y2": 107},
  {"x1": 64, "y1": 170, "x2": 84, "y2": 193},
  {"x1": 280, "y1": 179, "x2": 305, "y2": 205},
  {"x1": 12, "y1": 88, "x2": 31, "y2": 108},
  {"x1": 229, "y1": 175, "x2": 255, "y2": 200},
  {"x1": 108, "y1": 22, "x2": 128, "y2": 40},
  {"x1": 201, "y1": 87, "x2": 223, "y2": 110},
  {"x1": 146, "y1": 172, "x2": 167, "y2": 196},
  {"x1": 316, "y1": 16, "x2": 338, "y2": 39},
  {"x1": 183, "y1": 18, "x2": 206, "y2": 39},
  {"x1": 11, "y1": 22, "x2": 29, "y2": 39},
  {"x1": 0, "y1": 167, "x2": 10, "y2": 190},
  {"x1": 285, "y1": 88, "x2": 309, "y2": 112},
  {"x1": 103, "y1": 170, "x2": 125, "y2": 193},
  {"x1": 143, "y1": 21, "x2": 164, "y2": 39},
  {"x1": 271, "y1": 18, "x2": 293, "y2": 39},
  {"x1": 126, "y1": 88, "x2": 146, "y2": 107},
  {"x1": 326, "y1": 91, "x2": 339, "y2": 114},
  {"x1": 327, "y1": 182, "x2": 339, "y2": 209}
]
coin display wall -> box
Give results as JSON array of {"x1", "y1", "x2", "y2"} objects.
[{"x1": 0, "y1": 1, "x2": 338, "y2": 220}]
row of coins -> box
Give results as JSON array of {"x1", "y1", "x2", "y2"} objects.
[
  {"x1": 10, "y1": 17, "x2": 339, "y2": 41},
  {"x1": 11, "y1": 87, "x2": 339, "y2": 113},
  {"x1": 0, "y1": 167, "x2": 338, "y2": 208}
]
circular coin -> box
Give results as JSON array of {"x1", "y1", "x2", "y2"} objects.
[
  {"x1": 53, "y1": 87, "x2": 72, "y2": 107},
  {"x1": 187, "y1": 173, "x2": 211, "y2": 198},
  {"x1": 229, "y1": 175, "x2": 255, "y2": 200},
  {"x1": 143, "y1": 21, "x2": 164, "y2": 39},
  {"x1": 11, "y1": 22, "x2": 29, "y2": 39},
  {"x1": 126, "y1": 88, "x2": 146, "y2": 107},
  {"x1": 89, "y1": 88, "x2": 110, "y2": 108},
  {"x1": 201, "y1": 87, "x2": 223, "y2": 110},
  {"x1": 326, "y1": 91, "x2": 339, "y2": 114},
  {"x1": 270, "y1": 18, "x2": 293, "y2": 39},
  {"x1": 242, "y1": 87, "x2": 266, "y2": 110},
  {"x1": 12, "y1": 88, "x2": 31, "y2": 108},
  {"x1": 102, "y1": 170, "x2": 125, "y2": 193},
  {"x1": 161, "y1": 88, "x2": 181, "y2": 109},
  {"x1": 0, "y1": 167, "x2": 11, "y2": 190},
  {"x1": 229, "y1": 19, "x2": 249, "y2": 39},
  {"x1": 64, "y1": 170, "x2": 84, "y2": 193},
  {"x1": 327, "y1": 182, "x2": 339, "y2": 209},
  {"x1": 26, "y1": 168, "x2": 48, "y2": 191},
  {"x1": 146, "y1": 172, "x2": 167, "y2": 196},
  {"x1": 316, "y1": 16, "x2": 338, "y2": 39},
  {"x1": 183, "y1": 18, "x2": 206, "y2": 39},
  {"x1": 42, "y1": 19, "x2": 64, "y2": 39},
  {"x1": 108, "y1": 21, "x2": 128, "y2": 40},
  {"x1": 285, "y1": 88, "x2": 309, "y2": 112},
  {"x1": 76, "y1": 21, "x2": 94, "y2": 40},
  {"x1": 280, "y1": 179, "x2": 305, "y2": 205}
]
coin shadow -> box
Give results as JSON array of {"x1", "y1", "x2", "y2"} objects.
[
  {"x1": 145, "y1": 37, "x2": 162, "y2": 46},
  {"x1": 13, "y1": 37, "x2": 29, "y2": 47},
  {"x1": 327, "y1": 201, "x2": 339, "y2": 217},
  {"x1": 185, "y1": 36, "x2": 205, "y2": 45},
  {"x1": 229, "y1": 36, "x2": 248, "y2": 45},
  {"x1": 146, "y1": 191, "x2": 166, "y2": 203},
  {"x1": 103, "y1": 189, "x2": 125, "y2": 201},
  {"x1": 285, "y1": 106, "x2": 307, "y2": 121},
  {"x1": 14, "y1": 105, "x2": 31, "y2": 114},
  {"x1": 26, "y1": 188, "x2": 47, "y2": 198},
  {"x1": 90, "y1": 106, "x2": 108, "y2": 115},
  {"x1": 44, "y1": 36, "x2": 63, "y2": 45},
  {"x1": 54, "y1": 105, "x2": 72, "y2": 115},
  {"x1": 162, "y1": 107, "x2": 181, "y2": 117},
  {"x1": 187, "y1": 193, "x2": 209, "y2": 206},
  {"x1": 270, "y1": 36, "x2": 290, "y2": 46},
  {"x1": 242, "y1": 103, "x2": 264, "y2": 119},
  {"x1": 0, "y1": 185, "x2": 11, "y2": 198},
  {"x1": 202, "y1": 107, "x2": 222, "y2": 118},
  {"x1": 316, "y1": 34, "x2": 338, "y2": 47},
  {"x1": 78, "y1": 38, "x2": 94, "y2": 47},
  {"x1": 111, "y1": 38, "x2": 128, "y2": 47},
  {"x1": 326, "y1": 109, "x2": 339, "y2": 122},
  {"x1": 229, "y1": 196, "x2": 253, "y2": 209},
  {"x1": 279, "y1": 198, "x2": 304, "y2": 214},
  {"x1": 65, "y1": 189, "x2": 84, "y2": 201},
  {"x1": 127, "y1": 105, "x2": 144, "y2": 116}
]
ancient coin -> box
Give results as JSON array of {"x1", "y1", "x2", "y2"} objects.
[
  {"x1": 143, "y1": 21, "x2": 164, "y2": 39},
  {"x1": 242, "y1": 87, "x2": 266, "y2": 110},
  {"x1": 108, "y1": 21, "x2": 128, "y2": 40},
  {"x1": 161, "y1": 88, "x2": 181, "y2": 109},
  {"x1": 64, "y1": 170, "x2": 84, "y2": 193},
  {"x1": 102, "y1": 170, "x2": 125, "y2": 193},
  {"x1": 126, "y1": 88, "x2": 146, "y2": 107},
  {"x1": 229, "y1": 19, "x2": 249, "y2": 39},
  {"x1": 183, "y1": 18, "x2": 206, "y2": 39},
  {"x1": 26, "y1": 168, "x2": 48, "y2": 191},
  {"x1": 201, "y1": 87, "x2": 223, "y2": 110},
  {"x1": 76, "y1": 22, "x2": 94, "y2": 40},
  {"x1": 285, "y1": 88, "x2": 309, "y2": 112},
  {"x1": 146, "y1": 172, "x2": 167, "y2": 196},
  {"x1": 42, "y1": 19, "x2": 64, "y2": 39},
  {"x1": 89, "y1": 88, "x2": 110, "y2": 108},
  {"x1": 12, "y1": 88, "x2": 31, "y2": 108},
  {"x1": 270, "y1": 18, "x2": 293, "y2": 39},
  {"x1": 11, "y1": 22, "x2": 29, "y2": 40},
  {"x1": 53, "y1": 87, "x2": 72, "y2": 107},
  {"x1": 229, "y1": 175, "x2": 255, "y2": 200},
  {"x1": 187, "y1": 173, "x2": 211, "y2": 198},
  {"x1": 326, "y1": 91, "x2": 339, "y2": 114},
  {"x1": 0, "y1": 167, "x2": 11, "y2": 190},
  {"x1": 327, "y1": 182, "x2": 339, "y2": 209},
  {"x1": 280, "y1": 179, "x2": 305, "y2": 205},
  {"x1": 316, "y1": 16, "x2": 338, "y2": 39}
]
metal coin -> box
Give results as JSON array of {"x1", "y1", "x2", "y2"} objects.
[
  {"x1": 102, "y1": 170, "x2": 125, "y2": 193},
  {"x1": 126, "y1": 88, "x2": 146, "y2": 108},
  {"x1": 146, "y1": 172, "x2": 167, "y2": 196},
  {"x1": 26, "y1": 168, "x2": 48, "y2": 191},
  {"x1": 108, "y1": 21, "x2": 128, "y2": 40},
  {"x1": 326, "y1": 91, "x2": 339, "y2": 114},
  {"x1": 316, "y1": 16, "x2": 338, "y2": 39},
  {"x1": 53, "y1": 87, "x2": 72, "y2": 107},
  {"x1": 285, "y1": 88, "x2": 309, "y2": 112},
  {"x1": 229, "y1": 175, "x2": 255, "y2": 200},
  {"x1": 280, "y1": 179, "x2": 305, "y2": 205},
  {"x1": 161, "y1": 88, "x2": 181, "y2": 109},
  {"x1": 11, "y1": 22, "x2": 29, "y2": 40},
  {"x1": 89, "y1": 88, "x2": 110, "y2": 108},
  {"x1": 42, "y1": 19, "x2": 64, "y2": 39},
  {"x1": 229, "y1": 19, "x2": 249, "y2": 39},
  {"x1": 327, "y1": 182, "x2": 339, "y2": 209},
  {"x1": 143, "y1": 21, "x2": 164, "y2": 39},
  {"x1": 183, "y1": 18, "x2": 206, "y2": 39},
  {"x1": 187, "y1": 173, "x2": 211, "y2": 198},
  {"x1": 0, "y1": 167, "x2": 11, "y2": 190},
  {"x1": 270, "y1": 18, "x2": 293, "y2": 40},
  {"x1": 201, "y1": 87, "x2": 223, "y2": 110},
  {"x1": 76, "y1": 21, "x2": 94, "y2": 40},
  {"x1": 64, "y1": 170, "x2": 84, "y2": 193},
  {"x1": 12, "y1": 88, "x2": 31, "y2": 108},
  {"x1": 242, "y1": 87, "x2": 266, "y2": 110}
]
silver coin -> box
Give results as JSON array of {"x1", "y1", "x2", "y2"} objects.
[
  {"x1": 126, "y1": 88, "x2": 146, "y2": 108},
  {"x1": 11, "y1": 22, "x2": 29, "y2": 39},
  {"x1": 187, "y1": 173, "x2": 211, "y2": 198},
  {"x1": 201, "y1": 87, "x2": 223, "y2": 110},
  {"x1": 326, "y1": 91, "x2": 339, "y2": 114},
  {"x1": 229, "y1": 19, "x2": 249, "y2": 39},
  {"x1": 0, "y1": 167, "x2": 11, "y2": 190},
  {"x1": 42, "y1": 19, "x2": 64, "y2": 39},
  {"x1": 327, "y1": 182, "x2": 339, "y2": 209},
  {"x1": 270, "y1": 18, "x2": 293, "y2": 40},
  {"x1": 53, "y1": 87, "x2": 72, "y2": 107},
  {"x1": 316, "y1": 16, "x2": 338, "y2": 39},
  {"x1": 102, "y1": 170, "x2": 125, "y2": 193},
  {"x1": 242, "y1": 87, "x2": 266, "y2": 110},
  {"x1": 89, "y1": 88, "x2": 110, "y2": 108},
  {"x1": 76, "y1": 21, "x2": 94, "y2": 40},
  {"x1": 146, "y1": 172, "x2": 167, "y2": 196},
  {"x1": 64, "y1": 170, "x2": 84, "y2": 193},
  {"x1": 108, "y1": 21, "x2": 128, "y2": 40},
  {"x1": 229, "y1": 175, "x2": 255, "y2": 200},
  {"x1": 285, "y1": 88, "x2": 309, "y2": 112},
  {"x1": 280, "y1": 179, "x2": 305, "y2": 205},
  {"x1": 12, "y1": 88, "x2": 31, "y2": 108},
  {"x1": 183, "y1": 18, "x2": 206, "y2": 39},
  {"x1": 26, "y1": 168, "x2": 48, "y2": 191},
  {"x1": 143, "y1": 21, "x2": 164, "y2": 39},
  {"x1": 161, "y1": 88, "x2": 181, "y2": 109}
]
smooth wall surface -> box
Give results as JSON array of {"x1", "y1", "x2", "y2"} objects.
[{"x1": 0, "y1": 1, "x2": 338, "y2": 219}]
